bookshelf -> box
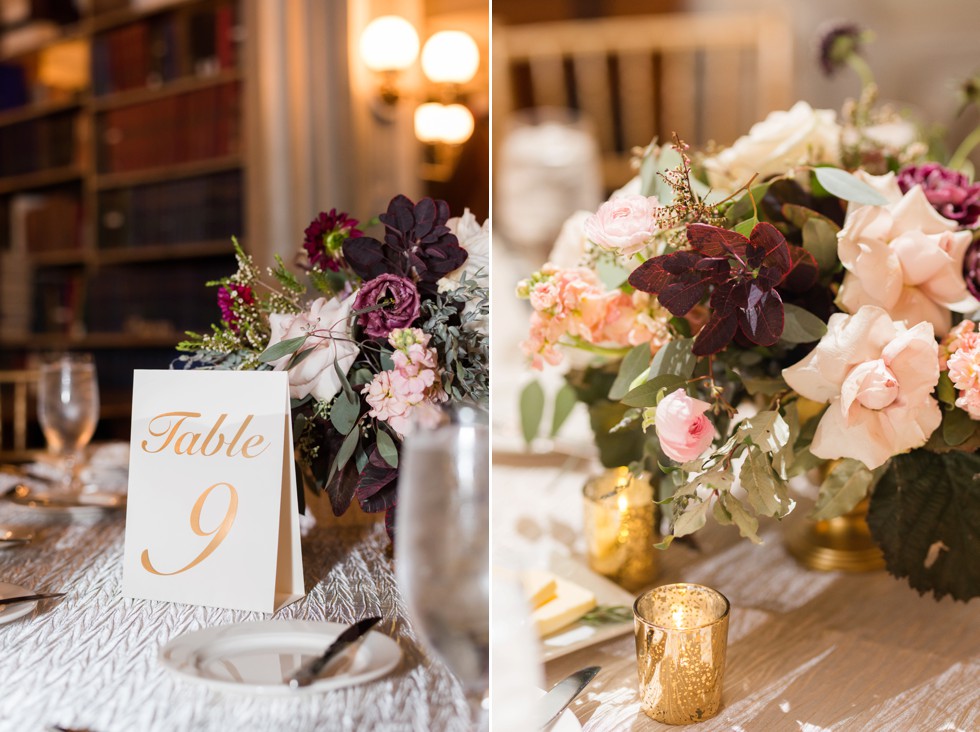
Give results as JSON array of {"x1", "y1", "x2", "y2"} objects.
[{"x1": 0, "y1": 0, "x2": 249, "y2": 444}]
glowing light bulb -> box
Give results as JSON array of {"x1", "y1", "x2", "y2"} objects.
[
  {"x1": 359, "y1": 16, "x2": 420, "y2": 72},
  {"x1": 421, "y1": 30, "x2": 479, "y2": 84}
]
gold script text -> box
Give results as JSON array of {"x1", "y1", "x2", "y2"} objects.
[{"x1": 140, "y1": 412, "x2": 269, "y2": 458}]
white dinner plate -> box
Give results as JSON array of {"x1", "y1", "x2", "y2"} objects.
[
  {"x1": 3, "y1": 484, "x2": 126, "y2": 518},
  {"x1": 540, "y1": 556, "x2": 636, "y2": 662},
  {"x1": 0, "y1": 581, "x2": 38, "y2": 624},
  {"x1": 534, "y1": 687, "x2": 584, "y2": 731},
  {"x1": 160, "y1": 620, "x2": 402, "y2": 695}
]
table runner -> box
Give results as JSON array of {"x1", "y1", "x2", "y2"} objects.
[
  {"x1": 493, "y1": 458, "x2": 980, "y2": 731},
  {"x1": 0, "y1": 504, "x2": 470, "y2": 731}
]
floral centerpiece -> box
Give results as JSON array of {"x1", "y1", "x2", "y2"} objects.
[
  {"x1": 179, "y1": 195, "x2": 489, "y2": 536},
  {"x1": 519, "y1": 27, "x2": 980, "y2": 601}
]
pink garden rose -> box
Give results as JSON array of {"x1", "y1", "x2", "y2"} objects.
[
  {"x1": 266, "y1": 295, "x2": 358, "y2": 401},
  {"x1": 836, "y1": 173, "x2": 977, "y2": 336},
  {"x1": 583, "y1": 194, "x2": 661, "y2": 256},
  {"x1": 655, "y1": 389, "x2": 715, "y2": 463},
  {"x1": 782, "y1": 305, "x2": 941, "y2": 469}
]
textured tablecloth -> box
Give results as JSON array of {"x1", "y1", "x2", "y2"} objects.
[
  {"x1": 493, "y1": 457, "x2": 980, "y2": 732},
  {"x1": 0, "y1": 499, "x2": 470, "y2": 731}
]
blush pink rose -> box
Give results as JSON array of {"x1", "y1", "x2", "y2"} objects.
[
  {"x1": 655, "y1": 389, "x2": 715, "y2": 463},
  {"x1": 782, "y1": 305, "x2": 941, "y2": 469},
  {"x1": 583, "y1": 194, "x2": 661, "y2": 256},
  {"x1": 266, "y1": 295, "x2": 358, "y2": 401},
  {"x1": 836, "y1": 175, "x2": 977, "y2": 336}
]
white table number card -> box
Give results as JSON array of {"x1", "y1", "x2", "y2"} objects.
[{"x1": 122, "y1": 370, "x2": 305, "y2": 613}]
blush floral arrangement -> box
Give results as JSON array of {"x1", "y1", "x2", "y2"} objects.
[
  {"x1": 519, "y1": 27, "x2": 980, "y2": 601},
  {"x1": 179, "y1": 195, "x2": 489, "y2": 536}
]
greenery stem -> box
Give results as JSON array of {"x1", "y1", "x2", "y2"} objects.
[
  {"x1": 565, "y1": 337, "x2": 632, "y2": 359},
  {"x1": 846, "y1": 54, "x2": 876, "y2": 93},
  {"x1": 948, "y1": 123, "x2": 980, "y2": 172}
]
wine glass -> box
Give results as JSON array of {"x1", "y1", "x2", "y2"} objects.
[
  {"x1": 395, "y1": 405, "x2": 489, "y2": 729},
  {"x1": 37, "y1": 352, "x2": 100, "y2": 495}
]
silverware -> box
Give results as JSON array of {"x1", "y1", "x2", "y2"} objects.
[
  {"x1": 0, "y1": 592, "x2": 66, "y2": 607},
  {"x1": 534, "y1": 665, "x2": 601, "y2": 729},
  {"x1": 287, "y1": 616, "x2": 382, "y2": 688}
]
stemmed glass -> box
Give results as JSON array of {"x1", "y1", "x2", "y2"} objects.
[
  {"x1": 36, "y1": 352, "x2": 100, "y2": 495},
  {"x1": 395, "y1": 405, "x2": 489, "y2": 730}
]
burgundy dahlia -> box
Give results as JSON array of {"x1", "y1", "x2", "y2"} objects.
[
  {"x1": 963, "y1": 239, "x2": 980, "y2": 300},
  {"x1": 353, "y1": 273, "x2": 421, "y2": 338},
  {"x1": 817, "y1": 22, "x2": 866, "y2": 77},
  {"x1": 303, "y1": 209, "x2": 364, "y2": 271},
  {"x1": 217, "y1": 284, "x2": 254, "y2": 331},
  {"x1": 897, "y1": 163, "x2": 980, "y2": 227}
]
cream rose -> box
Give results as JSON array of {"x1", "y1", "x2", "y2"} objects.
[
  {"x1": 703, "y1": 101, "x2": 841, "y2": 193},
  {"x1": 583, "y1": 194, "x2": 661, "y2": 256},
  {"x1": 782, "y1": 305, "x2": 941, "y2": 469},
  {"x1": 836, "y1": 175, "x2": 977, "y2": 336},
  {"x1": 266, "y1": 295, "x2": 358, "y2": 401},
  {"x1": 440, "y1": 209, "x2": 489, "y2": 290},
  {"x1": 547, "y1": 210, "x2": 592, "y2": 268}
]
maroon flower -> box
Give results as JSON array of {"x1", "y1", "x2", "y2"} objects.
[
  {"x1": 817, "y1": 23, "x2": 866, "y2": 77},
  {"x1": 353, "y1": 274, "x2": 421, "y2": 338},
  {"x1": 963, "y1": 239, "x2": 980, "y2": 300},
  {"x1": 303, "y1": 209, "x2": 364, "y2": 271},
  {"x1": 897, "y1": 163, "x2": 980, "y2": 228},
  {"x1": 342, "y1": 195, "x2": 467, "y2": 296},
  {"x1": 217, "y1": 284, "x2": 254, "y2": 332}
]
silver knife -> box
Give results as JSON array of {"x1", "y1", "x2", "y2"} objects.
[
  {"x1": 0, "y1": 592, "x2": 66, "y2": 606},
  {"x1": 287, "y1": 616, "x2": 382, "y2": 688},
  {"x1": 534, "y1": 665, "x2": 601, "y2": 729}
]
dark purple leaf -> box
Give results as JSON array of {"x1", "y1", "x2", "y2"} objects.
[
  {"x1": 384, "y1": 505, "x2": 397, "y2": 541},
  {"x1": 746, "y1": 241, "x2": 765, "y2": 269},
  {"x1": 629, "y1": 254, "x2": 680, "y2": 294},
  {"x1": 709, "y1": 279, "x2": 749, "y2": 313},
  {"x1": 414, "y1": 197, "x2": 438, "y2": 238},
  {"x1": 781, "y1": 245, "x2": 820, "y2": 292},
  {"x1": 694, "y1": 257, "x2": 731, "y2": 283},
  {"x1": 659, "y1": 278, "x2": 707, "y2": 316},
  {"x1": 756, "y1": 264, "x2": 784, "y2": 290},
  {"x1": 738, "y1": 286, "x2": 784, "y2": 346},
  {"x1": 751, "y1": 222, "x2": 791, "y2": 276},
  {"x1": 325, "y1": 463, "x2": 359, "y2": 516},
  {"x1": 342, "y1": 236, "x2": 388, "y2": 280},
  {"x1": 693, "y1": 312, "x2": 738, "y2": 355},
  {"x1": 355, "y1": 447, "x2": 399, "y2": 512},
  {"x1": 688, "y1": 223, "x2": 748, "y2": 259}
]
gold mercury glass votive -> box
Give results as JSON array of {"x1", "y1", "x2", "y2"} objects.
[
  {"x1": 633, "y1": 583, "x2": 731, "y2": 725},
  {"x1": 583, "y1": 467, "x2": 659, "y2": 591}
]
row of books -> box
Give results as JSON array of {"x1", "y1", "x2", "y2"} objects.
[
  {"x1": 85, "y1": 257, "x2": 231, "y2": 333},
  {"x1": 98, "y1": 170, "x2": 242, "y2": 248},
  {"x1": 0, "y1": 111, "x2": 83, "y2": 178},
  {"x1": 6, "y1": 193, "x2": 83, "y2": 252},
  {"x1": 92, "y1": 1, "x2": 238, "y2": 96},
  {"x1": 98, "y1": 80, "x2": 240, "y2": 173}
]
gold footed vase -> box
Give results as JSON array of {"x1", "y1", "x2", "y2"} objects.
[{"x1": 786, "y1": 498, "x2": 884, "y2": 572}]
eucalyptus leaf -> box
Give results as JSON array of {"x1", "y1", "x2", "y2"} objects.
[
  {"x1": 868, "y1": 450, "x2": 980, "y2": 601},
  {"x1": 813, "y1": 167, "x2": 890, "y2": 206},
  {"x1": 376, "y1": 428, "x2": 399, "y2": 468},
  {"x1": 942, "y1": 406, "x2": 975, "y2": 447},
  {"x1": 739, "y1": 373, "x2": 788, "y2": 396},
  {"x1": 780, "y1": 303, "x2": 828, "y2": 344},
  {"x1": 286, "y1": 344, "x2": 317, "y2": 370},
  {"x1": 740, "y1": 448, "x2": 791, "y2": 518},
  {"x1": 609, "y1": 344, "x2": 654, "y2": 400},
  {"x1": 550, "y1": 383, "x2": 578, "y2": 437},
  {"x1": 734, "y1": 217, "x2": 758, "y2": 238},
  {"x1": 589, "y1": 401, "x2": 646, "y2": 468},
  {"x1": 258, "y1": 335, "x2": 307, "y2": 364},
  {"x1": 329, "y1": 390, "x2": 360, "y2": 435},
  {"x1": 329, "y1": 427, "x2": 359, "y2": 484},
  {"x1": 649, "y1": 337, "x2": 697, "y2": 380},
  {"x1": 597, "y1": 257, "x2": 632, "y2": 289},
  {"x1": 937, "y1": 372, "x2": 956, "y2": 406},
  {"x1": 811, "y1": 458, "x2": 876, "y2": 521},
  {"x1": 780, "y1": 203, "x2": 840, "y2": 231},
  {"x1": 640, "y1": 143, "x2": 682, "y2": 202},
  {"x1": 621, "y1": 374, "x2": 687, "y2": 408},
  {"x1": 519, "y1": 380, "x2": 545, "y2": 444},
  {"x1": 725, "y1": 182, "x2": 772, "y2": 224},
  {"x1": 737, "y1": 410, "x2": 791, "y2": 453},
  {"x1": 801, "y1": 217, "x2": 840, "y2": 273},
  {"x1": 333, "y1": 361, "x2": 357, "y2": 403}
]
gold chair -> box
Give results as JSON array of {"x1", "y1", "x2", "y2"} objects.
[
  {"x1": 493, "y1": 12, "x2": 794, "y2": 190},
  {"x1": 0, "y1": 369, "x2": 39, "y2": 462}
]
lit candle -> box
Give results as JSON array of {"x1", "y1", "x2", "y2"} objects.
[
  {"x1": 583, "y1": 468, "x2": 659, "y2": 591},
  {"x1": 633, "y1": 583, "x2": 730, "y2": 724}
]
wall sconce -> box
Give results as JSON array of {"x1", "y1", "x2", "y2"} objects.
[
  {"x1": 359, "y1": 15, "x2": 419, "y2": 104},
  {"x1": 420, "y1": 31, "x2": 479, "y2": 87},
  {"x1": 414, "y1": 102, "x2": 475, "y2": 145}
]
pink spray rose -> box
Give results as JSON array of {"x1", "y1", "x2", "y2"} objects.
[
  {"x1": 583, "y1": 194, "x2": 661, "y2": 256},
  {"x1": 655, "y1": 389, "x2": 715, "y2": 463}
]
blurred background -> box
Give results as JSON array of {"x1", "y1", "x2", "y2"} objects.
[
  {"x1": 491, "y1": 0, "x2": 980, "y2": 449},
  {"x1": 0, "y1": 0, "x2": 488, "y2": 455}
]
